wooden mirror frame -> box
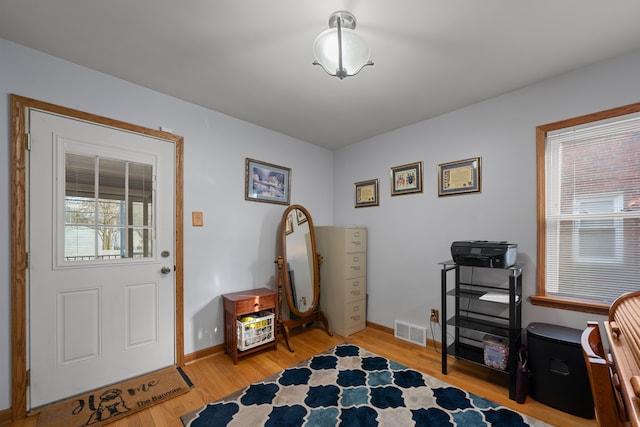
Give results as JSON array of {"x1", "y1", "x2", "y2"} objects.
[{"x1": 277, "y1": 204, "x2": 332, "y2": 351}]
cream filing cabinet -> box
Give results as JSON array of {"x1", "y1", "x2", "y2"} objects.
[{"x1": 315, "y1": 226, "x2": 367, "y2": 336}]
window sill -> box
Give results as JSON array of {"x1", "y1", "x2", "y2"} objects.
[{"x1": 530, "y1": 295, "x2": 609, "y2": 316}]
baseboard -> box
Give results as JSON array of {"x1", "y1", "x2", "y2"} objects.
[
  {"x1": 366, "y1": 321, "x2": 394, "y2": 335},
  {"x1": 0, "y1": 407, "x2": 12, "y2": 426},
  {"x1": 184, "y1": 343, "x2": 225, "y2": 364},
  {"x1": 367, "y1": 320, "x2": 441, "y2": 350}
]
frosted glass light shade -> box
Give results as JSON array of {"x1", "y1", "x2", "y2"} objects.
[{"x1": 313, "y1": 27, "x2": 372, "y2": 77}]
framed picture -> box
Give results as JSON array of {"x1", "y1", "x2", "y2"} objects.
[
  {"x1": 245, "y1": 158, "x2": 291, "y2": 205},
  {"x1": 296, "y1": 208, "x2": 308, "y2": 225},
  {"x1": 285, "y1": 213, "x2": 294, "y2": 235},
  {"x1": 354, "y1": 179, "x2": 379, "y2": 207},
  {"x1": 390, "y1": 162, "x2": 423, "y2": 196},
  {"x1": 438, "y1": 157, "x2": 481, "y2": 196}
]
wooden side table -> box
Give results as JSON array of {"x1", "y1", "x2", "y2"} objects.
[{"x1": 222, "y1": 287, "x2": 278, "y2": 364}]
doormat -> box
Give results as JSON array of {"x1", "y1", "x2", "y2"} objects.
[{"x1": 36, "y1": 366, "x2": 193, "y2": 427}]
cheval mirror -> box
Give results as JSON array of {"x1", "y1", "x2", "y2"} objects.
[{"x1": 276, "y1": 204, "x2": 332, "y2": 351}]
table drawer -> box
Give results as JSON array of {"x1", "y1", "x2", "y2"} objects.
[{"x1": 234, "y1": 294, "x2": 276, "y2": 314}]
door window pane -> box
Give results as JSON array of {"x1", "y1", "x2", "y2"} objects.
[
  {"x1": 64, "y1": 225, "x2": 96, "y2": 261},
  {"x1": 98, "y1": 158, "x2": 125, "y2": 204},
  {"x1": 129, "y1": 162, "x2": 153, "y2": 227},
  {"x1": 64, "y1": 153, "x2": 154, "y2": 261},
  {"x1": 65, "y1": 196, "x2": 95, "y2": 225}
]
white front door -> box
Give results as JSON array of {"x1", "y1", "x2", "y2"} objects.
[{"x1": 28, "y1": 109, "x2": 176, "y2": 408}]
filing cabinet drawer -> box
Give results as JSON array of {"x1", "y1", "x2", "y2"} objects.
[
  {"x1": 344, "y1": 277, "x2": 366, "y2": 303},
  {"x1": 344, "y1": 254, "x2": 366, "y2": 279},
  {"x1": 342, "y1": 300, "x2": 366, "y2": 334},
  {"x1": 345, "y1": 228, "x2": 367, "y2": 253}
]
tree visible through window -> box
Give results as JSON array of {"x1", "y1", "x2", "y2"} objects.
[{"x1": 534, "y1": 103, "x2": 640, "y2": 314}]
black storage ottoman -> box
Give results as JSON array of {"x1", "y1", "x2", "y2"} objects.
[{"x1": 526, "y1": 322, "x2": 594, "y2": 418}]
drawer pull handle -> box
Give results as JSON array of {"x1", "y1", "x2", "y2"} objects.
[
  {"x1": 353, "y1": 306, "x2": 360, "y2": 312},
  {"x1": 351, "y1": 315, "x2": 361, "y2": 321},
  {"x1": 351, "y1": 266, "x2": 360, "y2": 270},
  {"x1": 353, "y1": 281, "x2": 360, "y2": 287},
  {"x1": 352, "y1": 290, "x2": 360, "y2": 295}
]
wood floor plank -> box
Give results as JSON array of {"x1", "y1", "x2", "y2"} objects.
[{"x1": 9, "y1": 326, "x2": 596, "y2": 426}]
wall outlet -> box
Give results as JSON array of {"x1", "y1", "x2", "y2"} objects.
[{"x1": 430, "y1": 309, "x2": 439, "y2": 323}]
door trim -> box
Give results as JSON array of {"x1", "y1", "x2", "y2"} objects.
[{"x1": 10, "y1": 94, "x2": 185, "y2": 421}]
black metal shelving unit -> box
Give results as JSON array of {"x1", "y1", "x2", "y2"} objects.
[{"x1": 440, "y1": 260, "x2": 523, "y2": 400}]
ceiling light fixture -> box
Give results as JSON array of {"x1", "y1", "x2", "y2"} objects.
[{"x1": 312, "y1": 11, "x2": 374, "y2": 80}]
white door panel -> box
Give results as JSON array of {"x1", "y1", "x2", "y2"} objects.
[{"x1": 28, "y1": 110, "x2": 176, "y2": 408}]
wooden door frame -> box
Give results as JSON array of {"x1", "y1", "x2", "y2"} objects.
[{"x1": 10, "y1": 94, "x2": 185, "y2": 421}]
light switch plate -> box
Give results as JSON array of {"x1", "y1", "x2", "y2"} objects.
[{"x1": 192, "y1": 211, "x2": 203, "y2": 226}]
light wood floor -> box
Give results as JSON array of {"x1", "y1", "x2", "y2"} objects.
[{"x1": 9, "y1": 326, "x2": 596, "y2": 427}]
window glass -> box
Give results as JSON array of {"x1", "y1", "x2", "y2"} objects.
[{"x1": 64, "y1": 153, "x2": 154, "y2": 261}]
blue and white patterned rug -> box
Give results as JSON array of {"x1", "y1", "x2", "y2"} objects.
[{"x1": 181, "y1": 344, "x2": 550, "y2": 426}]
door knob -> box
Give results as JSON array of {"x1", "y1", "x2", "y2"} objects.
[{"x1": 161, "y1": 266, "x2": 172, "y2": 274}]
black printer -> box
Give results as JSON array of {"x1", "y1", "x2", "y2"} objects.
[{"x1": 451, "y1": 240, "x2": 517, "y2": 268}]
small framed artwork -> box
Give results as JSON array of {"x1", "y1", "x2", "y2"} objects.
[
  {"x1": 390, "y1": 162, "x2": 423, "y2": 196},
  {"x1": 355, "y1": 179, "x2": 379, "y2": 207},
  {"x1": 245, "y1": 158, "x2": 291, "y2": 205},
  {"x1": 438, "y1": 157, "x2": 481, "y2": 196},
  {"x1": 285, "y1": 213, "x2": 294, "y2": 235},
  {"x1": 296, "y1": 208, "x2": 308, "y2": 225}
]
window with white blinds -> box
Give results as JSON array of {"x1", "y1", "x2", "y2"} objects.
[{"x1": 542, "y1": 110, "x2": 640, "y2": 307}]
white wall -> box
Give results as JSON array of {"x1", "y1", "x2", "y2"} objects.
[
  {"x1": 333, "y1": 48, "x2": 640, "y2": 341},
  {"x1": 0, "y1": 38, "x2": 334, "y2": 411}
]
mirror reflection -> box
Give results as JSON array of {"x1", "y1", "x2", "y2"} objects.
[
  {"x1": 277, "y1": 204, "x2": 332, "y2": 352},
  {"x1": 284, "y1": 208, "x2": 314, "y2": 313}
]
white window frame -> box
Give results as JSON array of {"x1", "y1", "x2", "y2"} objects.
[{"x1": 572, "y1": 194, "x2": 623, "y2": 264}]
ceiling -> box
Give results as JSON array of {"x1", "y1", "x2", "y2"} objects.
[{"x1": 2, "y1": 1, "x2": 640, "y2": 150}]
